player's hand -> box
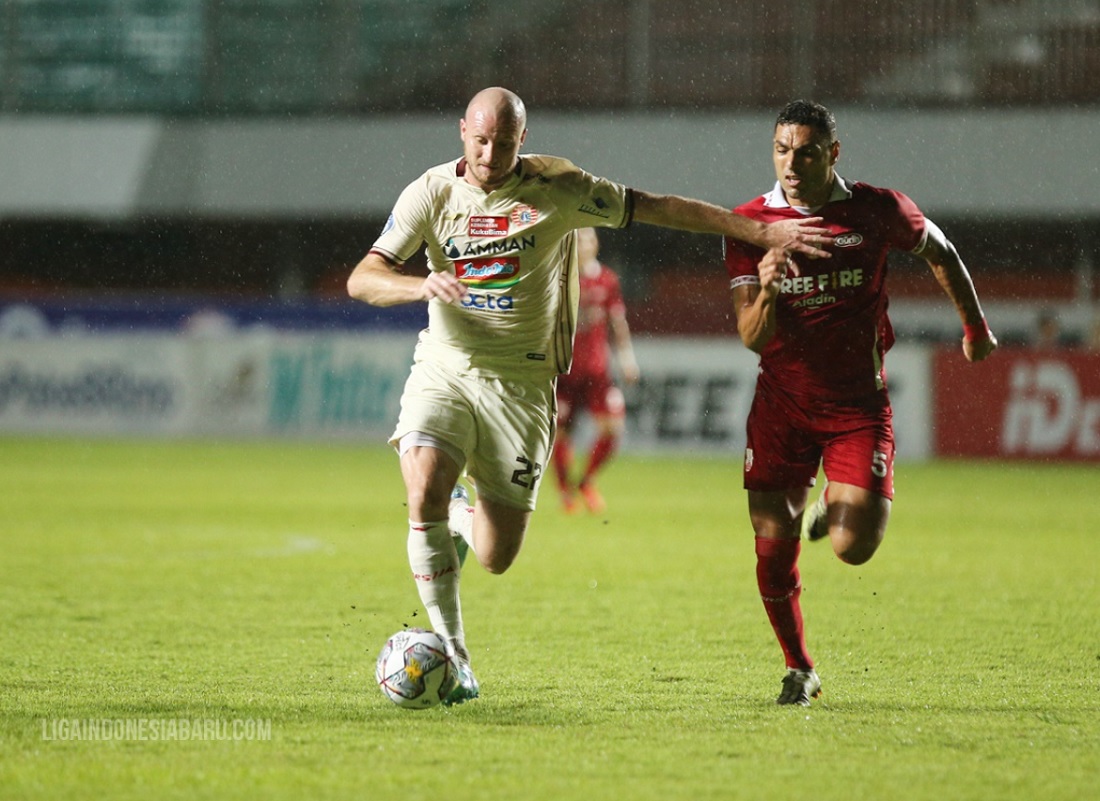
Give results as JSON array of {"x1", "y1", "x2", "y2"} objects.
[
  {"x1": 758, "y1": 248, "x2": 795, "y2": 298},
  {"x1": 764, "y1": 217, "x2": 833, "y2": 259},
  {"x1": 963, "y1": 330, "x2": 998, "y2": 362},
  {"x1": 419, "y1": 270, "x2": 468, "y2": 304}
]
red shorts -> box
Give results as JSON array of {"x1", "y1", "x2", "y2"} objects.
[
  {"x1": 556, "y1": 372, "x2": 624, "y2": 429},
  {"x1": 743, "y1": 377, "x2": 895, "y2": 498}
]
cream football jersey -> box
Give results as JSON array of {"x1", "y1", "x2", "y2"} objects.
[{"x1": 371, "y1": 154, "x2": 632, "y2": 378}]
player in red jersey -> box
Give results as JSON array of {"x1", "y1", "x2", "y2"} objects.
[
  {"x1": 552, "y1": 227, "x2": 640, "y2": 513},
  {"x1": 724, "y1": 100, "x2": 998, "y2": 706}
]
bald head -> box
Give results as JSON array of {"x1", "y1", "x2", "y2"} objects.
[
  {"x1": 465, "y1": 87, "x2": 527, "y2": 131},
  {"x1": 459, "y1": 86, "x2": 528, "y2": 191}
]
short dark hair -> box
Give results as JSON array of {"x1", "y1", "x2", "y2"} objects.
[{"x1": 776, "y1": 100, "x2": 837, "y2": 143}]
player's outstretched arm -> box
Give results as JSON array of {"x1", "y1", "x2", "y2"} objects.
[
  {"x1": 915, "y1": 219, "x2": 998, "y2": 362},
  {"x1": 631, "y1": 190, "x2": 833, "y2": 258},
  {"x1": 347, "y1": 252, "x2": 467, "y2": 307}
]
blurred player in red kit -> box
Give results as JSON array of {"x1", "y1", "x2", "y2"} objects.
[
  {"x1": 552, "y1": 227, "x2": 640, "y2": 513},
  {"x1": 724, "y1": 100, "x2": 998, "y2": 706}
]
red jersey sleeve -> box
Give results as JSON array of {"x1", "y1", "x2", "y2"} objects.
[{"x1": 872, "y1": 186, "x2": 926, "y2": 251}]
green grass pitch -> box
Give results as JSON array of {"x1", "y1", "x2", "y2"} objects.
[{"x1": 1, "y1": 436, "x2": 1097, "y2": 800}]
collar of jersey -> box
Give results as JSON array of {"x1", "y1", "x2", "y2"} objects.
[
  {"x1": 455, "y1": 157, "x2": 524, "y2": 192},
  {"x1": 763, "y1": 175, "x2": 853, "y2": 213}
]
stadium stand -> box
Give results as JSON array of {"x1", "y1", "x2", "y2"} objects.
[{"x1": 0, "y1": 1, "x2": 1097, "y2": 113}]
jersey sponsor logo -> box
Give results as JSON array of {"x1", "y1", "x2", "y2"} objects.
[
  {"x1": 445, "y1": 233, "x2": 536, "y2": 260},
  {"x1": 834, "y1": 232, "x2": 864, "y2": 248},
  {"x1": 783, "y1": 268, "x2": 865, "y2": 308},
  {"x1": 455, "y1": 256, "x2": 521, "y2": 289},
  {"x1": 381, "y1": 214, "x2": 395, "y2": 235},
  {"x1": 468, "y1": 216, "x2": 510, "y2": 237},
  {"x1": 510, "y1": 204, "x2": 539, "y2": 227},
  {"x1": 791, "y1": 292, "x2": 838, "y2": 309},
  {"x1": 460, "y1": 292, "x2": 515, "y2": 312}
]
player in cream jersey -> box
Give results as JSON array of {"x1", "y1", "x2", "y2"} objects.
[
  {"x1": 348, "y1": 86, "x2": 835, "y2": 705},
  {"x1": 371, "y1": 153, "x2": 631, "y2": 379}
]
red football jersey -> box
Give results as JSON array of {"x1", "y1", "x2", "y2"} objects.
[
  {"x1": 569, "y1": 262, "x2": 626, "y2": 378},
  {"x1": 724, "y1": 178, "x2": 925, "y2": 401}
]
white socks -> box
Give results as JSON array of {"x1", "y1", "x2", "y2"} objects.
[
  {"x1": 448, "y1": 497, "x2": 475, "y2": 551},
  {"x1": 407, "y1": 519, "x2": 468, "y2": 662}
]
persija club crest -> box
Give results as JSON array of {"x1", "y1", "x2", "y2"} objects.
[{"x1": 510, "y1": 205, "x2": 539, "y2": 227}]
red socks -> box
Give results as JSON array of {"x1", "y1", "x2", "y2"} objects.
[
  {"x1": 551, "y1": 438, "x2": 573, "y2": 491},
  {"x1": 581, "y1": 433, "x2": 616, "y2": 485},
  {"x1": 755, "y1": 536, "x2": 813, "y2": 671},
  {"x1": 556, "y1": 432, "x2": 618, "y2": 494}
]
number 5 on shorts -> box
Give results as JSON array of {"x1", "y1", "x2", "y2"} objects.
[{"x1": 871, "y1": 450, "x2": 891, "y2": 479}]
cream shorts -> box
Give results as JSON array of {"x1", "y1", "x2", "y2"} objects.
[{"x1": 390, "y1": 360, "x2": 556, "y2": 511}]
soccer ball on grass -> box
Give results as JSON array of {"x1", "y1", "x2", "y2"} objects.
[{"x1": 375, "y1": 628, "x2": 457, "y2": 709}]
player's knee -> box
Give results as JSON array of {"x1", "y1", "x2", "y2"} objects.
[
  {"x1": 477, "y1": 550, "x2": 517, "y2": 575},
  {"x1": 474, "y1": 502, "x2": 528, "y2": 573},
  {"x1": 834, "y1": 535, "x2": 882, "y2": 566},
  {"x1": 836, "y1": 547, "x2": 872, "y2": 566},
  {"x1": 406, "y1": 485, "x2": 450, "y2": 519},
  {"x1": 471, "y1": 528, "x2": 524, "y2": 574}
]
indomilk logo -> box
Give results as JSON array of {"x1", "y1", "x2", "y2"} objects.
[{"x1": 455, "y1": 256, "x2": 521, "y2": 289}]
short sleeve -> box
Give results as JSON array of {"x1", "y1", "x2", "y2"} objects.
[
  {"x1": 552, "y1": 160, "x2": 632, "y2": 231},
  {"x1": 371, "y1": 173, "x2": 433, "y2": 264},
  {"x1": 723, "y1": 233, "x2": 765, "y2": 287},
  {"x1": 882, "y1": 188, "x2": 926, "y2": 252}
]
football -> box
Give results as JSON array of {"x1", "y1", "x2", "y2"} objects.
[{"x1": 375, "y1": 628, "x2": 457, "y2": 709}]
